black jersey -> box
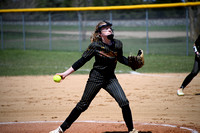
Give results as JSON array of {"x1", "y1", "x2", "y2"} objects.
[
  {"x1": 195, "y1": 35, "x2": 200, "y2": 52},
  {"x1": 72, "y1": 39, "x2": 128, "y2": 74}
]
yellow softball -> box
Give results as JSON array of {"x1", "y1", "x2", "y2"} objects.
[{"x1": 53, "y1": 75, "x2": 62, "y2": 83}]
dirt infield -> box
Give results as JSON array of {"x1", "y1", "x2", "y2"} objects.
[{"x1": 0, "y1": 73, "x2": 200, "y2": 133}]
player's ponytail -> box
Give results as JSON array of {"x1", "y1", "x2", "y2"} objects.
[{"x1": 90, "y1": 21, "x2": 106, "y2": 43}]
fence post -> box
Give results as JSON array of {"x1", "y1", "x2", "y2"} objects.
[
  {"x1": 109, "y1": 11, "x2": 112, "y2": 23},
  {"x1": 186, "y1": 7, "x2": 189, "y2": 56},
  {"x1": 146, "y1": 9, "x2": 149, "y2": 54},
  {"x1": 78, "y1": 11, "x2": 82, "y2": 52},
  {"x1": 22, "y1": 13, "x2": 26, "y2": 50},
  {"x1": 49, "y1": 12, "x2": 52, "y2": 51},
  {"x1": 0, "y1": 14, "x2": 3, "y2": 50}
]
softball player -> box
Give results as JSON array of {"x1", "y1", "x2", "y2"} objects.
[
  {"x1": 49, "y1": 21, "x2": 139, "y2": 133},
  {"x1": 177, "y1": 34, "x2": 200, "y2": 96}
]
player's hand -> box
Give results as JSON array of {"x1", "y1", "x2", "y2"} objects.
[{"x1": 56, "y1": 73, "x2": 65, "y2": 80}]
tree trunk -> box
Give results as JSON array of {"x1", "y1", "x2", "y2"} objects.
[
  {"x1": 189, "y1": 7, "x2": 196, "y2": 41},
  {"x1": 187, "y1": 0, "x2": 200, "y2": 41}
]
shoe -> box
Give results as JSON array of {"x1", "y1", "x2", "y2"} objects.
[
  {"x1": 129, "y1": 128, "x2": 138, "y2": 133},
  {"x1": 177, "y1": 88, "x2": 184, "y2": 96},
  {"x1": 49, "y1": 126, "x2": 63, "y2": 133}
]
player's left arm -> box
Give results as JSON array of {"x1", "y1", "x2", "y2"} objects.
[
  {"x1": 115, "y1": 40, "x2": 129, "y2": 66},
  {"x1": 116, "y1": 40, "x2": 144, "y2": 70}
]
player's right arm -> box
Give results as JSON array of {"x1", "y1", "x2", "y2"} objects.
[
  {"x1": 72, "y1": 43, "x2": 96, "y2": 71},
  {"x1": 193, "y1": 35, "x2": 200, "y2": 55},
  {"x1": 56, "y1": 43, "x2": 96, "y2": 79},
  {"x1": 56, "y1": 66, "x2": 75, "y2": 79}
]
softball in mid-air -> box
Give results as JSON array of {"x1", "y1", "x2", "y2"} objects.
[{"x1": 53, "y1": 75, "x2": 62, "y2": 83}]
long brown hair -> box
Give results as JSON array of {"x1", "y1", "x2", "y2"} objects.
[{"x1": 90, "y1": 21, "x2": 106, "y2": 43}]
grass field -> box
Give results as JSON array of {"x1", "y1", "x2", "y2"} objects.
[
  {"x1": 0, "y1": 24, "x2": 195, "y2": 76},
  {"x1": 0, "y1": 49, "x2": 194, "y2": 76}
]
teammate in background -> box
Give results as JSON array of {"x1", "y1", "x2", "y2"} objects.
[
  {"x1": 177, "y1": 34, "x2": 200, "y2": 96},
  {"x1": 49, "y1": 21, "x2": 140, "y2": 133}
]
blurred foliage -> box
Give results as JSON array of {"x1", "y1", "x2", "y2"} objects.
[
  {"x1": 0, "y1": 0, "x2": 185, "y2": 9},
  {"x1": 1, "y1": 0, "x2": 199, "y2": 9}
]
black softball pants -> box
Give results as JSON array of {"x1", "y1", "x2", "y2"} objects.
[
  {"x1": 61, "y1": 70, "x2": 133, "y2": 131},
  {"x1": 181, "y1": 56, "x2": 200, "y2": 89}
]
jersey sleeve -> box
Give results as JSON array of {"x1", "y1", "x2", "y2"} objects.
[
  {"x1": 72, "y1": 43, "x2": 96, "y2": 71},
  {"x1": 116, "y1": 40, "x2": 129, "y2": 66}
]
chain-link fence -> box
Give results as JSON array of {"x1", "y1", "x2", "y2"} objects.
[{"x1": 0, "y1": 4, "x2": 199, "y2": 56}]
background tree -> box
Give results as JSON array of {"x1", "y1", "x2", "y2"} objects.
[{"x1": 186, "y1": 0, "x2": 200, "y2": 41}]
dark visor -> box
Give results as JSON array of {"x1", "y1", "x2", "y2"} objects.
[{"x1": 97, "y1": 21, "x2": 112, "y2": 33}]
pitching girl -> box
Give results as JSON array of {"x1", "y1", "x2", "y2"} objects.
[
  {"x1": 49, "y1": 21, "x2": 139, "y2": 133},
  {"x1": 177, "y1": 34, "x2": 200, "y2": 96}
]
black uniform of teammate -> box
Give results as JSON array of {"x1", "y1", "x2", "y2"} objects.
[
  {"x1": 49, "y1": 21, "x2": 138, "y2": 133},
  {"x1": 177, "y1": 35, "x2": 200, "y2": 96}
]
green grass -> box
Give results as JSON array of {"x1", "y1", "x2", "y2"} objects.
[
  {"x1": 0, "y1": 24, "x2": 194, "y2": 76},
  {"x1": 0, "y1": 50, "x2": 194, "y2": 76}
]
